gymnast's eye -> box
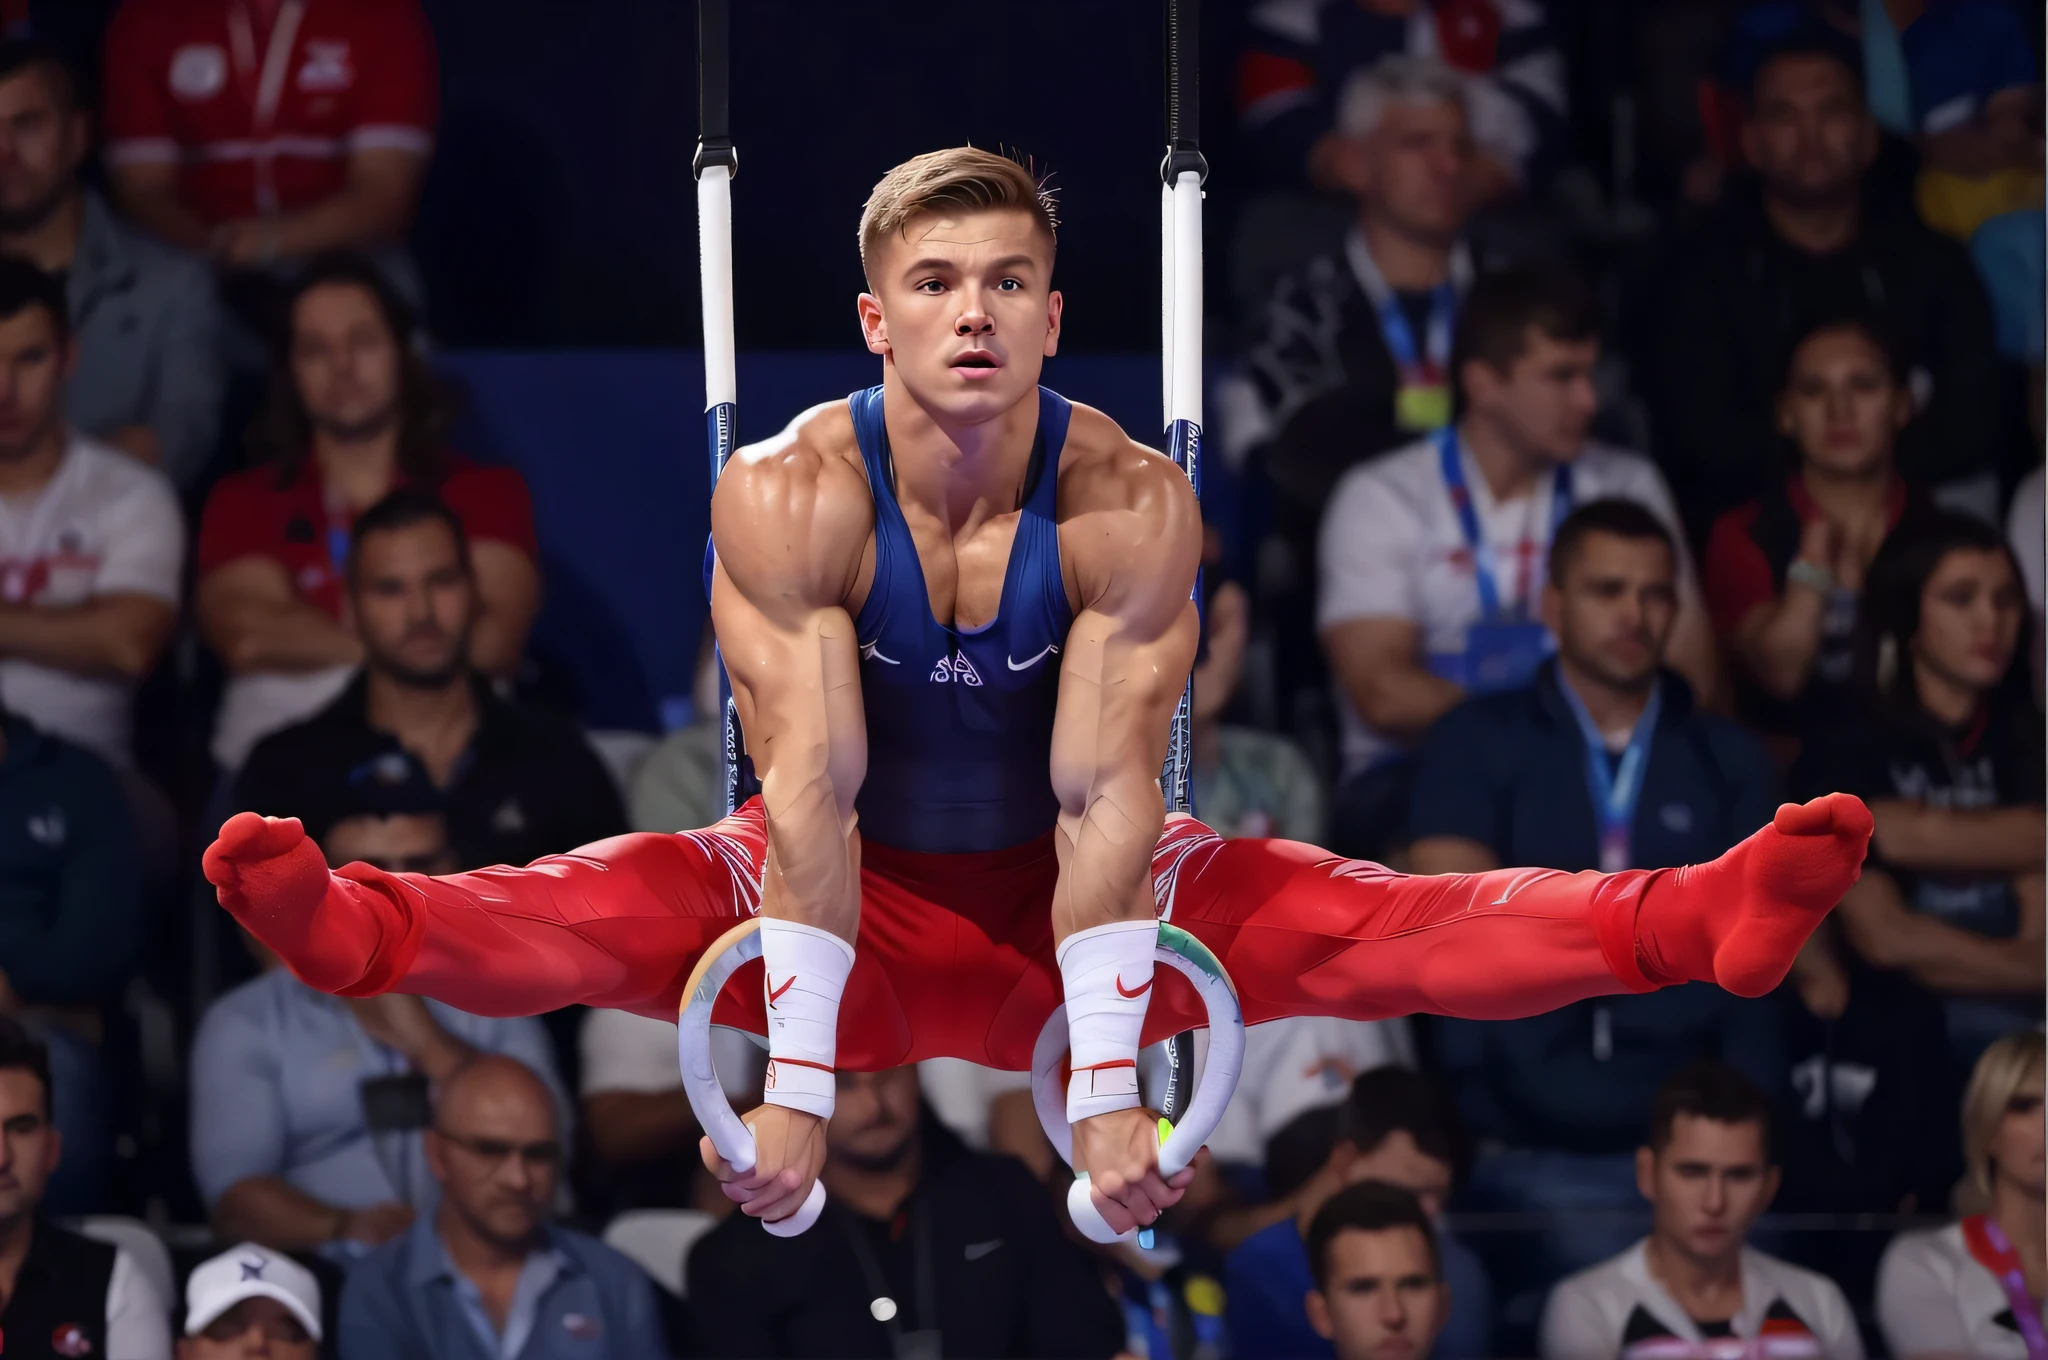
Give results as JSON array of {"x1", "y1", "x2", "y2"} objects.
[
  {"x1": 997, "y1": 278, "x2": 1022, "y2": 291},
  {"x1": 915, "y1": 279, "x2": 944, "y2": 294}
]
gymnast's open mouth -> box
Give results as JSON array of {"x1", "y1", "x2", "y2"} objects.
[{"x1": 950, "y1": 349, "x2": 1002, "y2": 375}]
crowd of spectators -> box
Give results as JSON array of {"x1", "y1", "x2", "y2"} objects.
[{"x1": 0, "y1": 1, "x2": 2030, "y2": 1358}]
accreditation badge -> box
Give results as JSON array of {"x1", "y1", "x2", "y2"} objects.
[{"x1": 1395, "y1": 381, "x2": 1451, "y2": 432}]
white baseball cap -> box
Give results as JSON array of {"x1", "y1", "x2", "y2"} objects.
[{"x1": 183, "y1": 1243, "x2": 323, "y2": 1341}]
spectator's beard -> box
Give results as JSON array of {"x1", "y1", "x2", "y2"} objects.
[
  {"x1": 310, "y1": 401, "x2": 401, "y2": 447},
  {"x1": 0, "y1": 182, "x2": 69, "y2": 237},
  {"x1": 1762, "y1": 169, "x2": 1858, "y2": 216},
  {"x1": 369, "y1": 626, "x2": 473, "y2": 691},
  {"x1": 831, "y1": 1127, "x2": 918, "y2": 1175}
]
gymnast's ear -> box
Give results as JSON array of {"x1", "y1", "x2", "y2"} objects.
[
  {"x1": 857, "y1": 292, "x2": 889, "y2": 357},
  {"x1": 1042, "y1": 289, "x2": 1063, "y2": 358}
]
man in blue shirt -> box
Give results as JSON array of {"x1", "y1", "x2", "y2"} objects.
[
  {"x1": 1226, "y1": 1066, "x2": 1492, "y2": 1360},
  {"x1": 341, "y1": 1054, "x2": 669, "y2": 1359},
  {"x1": 1409, "y1": 499, "x2": 1785, "y2": 1334}
]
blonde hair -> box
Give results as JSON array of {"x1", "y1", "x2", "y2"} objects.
[
  {"x1": 1961, "y1": 1029, "x2": 2046, "y2": 1208},
  {"x1": 857, "y1": 147, "x2": 1058, "y2": 286}
]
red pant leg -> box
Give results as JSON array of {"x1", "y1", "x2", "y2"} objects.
[
  {"x1": 265, "y1": 805, "x2": 774, "y2": 1022},
  {"x1": 1137, "y1": 818, "x2": 1655, "y2": 1042}
]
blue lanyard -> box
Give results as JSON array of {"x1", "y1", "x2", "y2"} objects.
[
  {"x1": 1377, "y1": 283, "x2": 1455, "y2": 380},
  {"x1": 1437, "y1": 428, "x2": 1574, "y2": 621},
  {"x1": 1556, "y1": 671, "x2": 1662, "y2": 865}
]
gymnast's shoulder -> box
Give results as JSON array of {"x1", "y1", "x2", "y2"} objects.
[
  {"x1": 1055, "y1": 400, "x2": 1198, "y2": 536},
  {"x1": 709, "y1": 401, "x2": 871, "y2": 579}
]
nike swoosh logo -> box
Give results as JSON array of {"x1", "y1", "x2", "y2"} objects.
[
  {"x1": 859, "y1": 640, "x2": 900, "y2": 665},
  {"x1": 767, "y1": 975, "x2": 796, "y2": 1006},
  {"x1": 1006, "y1": 644, "x2": 1058, "y2": 671},
  {"x1": 1115, "y1": 975, "x2": 1153, "y2": 999},
  {"x1": 964, "y1": 1238, "x2": 1005, "y2": 1261}
]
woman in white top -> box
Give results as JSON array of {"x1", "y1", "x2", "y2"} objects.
[{"x1": 1877, "y1": 1029, "x2": 2046, "y2": 1359}]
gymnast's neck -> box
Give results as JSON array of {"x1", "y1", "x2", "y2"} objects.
[{"x1": 879, "y1": 362, "x2": 1043, "y2": 529}]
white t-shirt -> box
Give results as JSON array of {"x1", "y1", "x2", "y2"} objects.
[
  {"x1": 2008, "y1": 468, "x2": 2044, "y2": 616},
  {"x1": 1878, "y1": 1221, "x2": 2048, "y2": 1360},
  {"x1": 1541, "y1": 1239, "x2": 1864, "y2": 1360},
  {"x1": 0, "y1": 434, "x2": 182, "y2": 766},
  {"x1": 1317, "y1": 434, "x2": 1692, "y2": 775},
  {"x1": 578, "y1": 1007, "x2": 763, "y2": 1104},
  {"x1": 106, "y1": 1246, "x2": 172, "y2": 1360}
]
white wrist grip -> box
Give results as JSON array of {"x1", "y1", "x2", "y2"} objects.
[
  {"x1": 1034, "y1": 923, "x2": 1245, "y2": 1245},
  {"x1": 677, "y1": 921, "x2": 831, "y2": 1238}
]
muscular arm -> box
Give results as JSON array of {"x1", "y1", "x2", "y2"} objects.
[
  {"x1": 1836, "y1": 867, "x2": 2045, "y2": 994},
  {"x1": 197, "y1": 559, "x2": 363, "y2": 674},
  {"x1": 1320, "y1": 617, "x2": 1465, "y2": 747},
  {"x1": 708, "y1": 426, "x2": 871, "y2": 947},
  {"x1": 1869, "y1": 802, "x2": 2046, "y2": 875},
  {"x1": 1049, "y1": 443, "x2": 1202, "y2": 942},
  {"x1": 0, "y1": 593, "x2": 175, "y2": 680}
]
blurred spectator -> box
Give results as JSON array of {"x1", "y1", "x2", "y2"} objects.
[
  {"x1": 1877, "y1": 1028, "x2": 2046, "y2": 1360},
  {"x1": 0, "y1": 701, "x2": 141, "y2": 1216},
  {"x1": 196, "y1": 257, "x2": 539, "y2": 772},
  {"x1": 0, "y1": 256, "x2": 181, "y2": 769},
  {"x1": 1304, "y1": 1180, "x2": 1451, "y2": 1360},
  {"x1": 191, "y1": 800, "x2": 567, "y2": 1261},
  {"x1": 628, "y1": 627, "x2": 724, "y2": 833},
  {"x1": 1237, "y1": 0, "x2": 1564, "y2": 198},
  {"x1": 1225, "y1": 1066, "x2": 1491, "y2": 1360},
  {"x1": 1539, "y1": 1062, "x2": 1862, "y2": 1359},
  {"x1": 1900, "y1": 0, "x2": 2042, "y2": 243},
  {"x1": 1196, "y1": 572, "x2": 1324, "y2": 840},
  {"x1": 341, "y1": 1055, "x2": 667, "y2": 1359},
  {"x1": 1707, "y1": 318, "x2": 1940, "y2": 735},
  {"x1": 1652, "y1": 37, "x2": 2006, "y2": 529},
  {"x1": 1772, "y1": 927, "x2": 1961, "y2": 1294},
  {"x1": 2009, "y1": 465, "x2": 2043, "y2": 702},
  {"x1": 101, "y1": 0, "x2": 434, "y2": 272},
  {"x1": 577, "y1": 1007, "x2": 761, "y2": 1216},
  {"x1": 0, "y1": 40, "x2": 222, "y2": 488},
  {"x1": 1318, "y1": 267, "x2": 1714, "y2": 857},
  {"x1": 1241, "y1": 55, "x2": 1478, "y2": 541},
  {"x1": 0, "y1": 1017, "x2": 170, "y2": 1359},
  {"x1": 689, "y1": 1065, "x2": 1124, "y2": 1358},
  {"x1": 1412, "y1": 499, "x2": 1784, "y2": 1293},
  {"x1": 1794, "y1": 513, "x2": 2042, "y2": 1067},
  {"x1": 178, "y1": 1242, "x2": 321, "y2": 1360},
  {"x1": 231, "y1": 489, "x2": 620, "y2": 870}
]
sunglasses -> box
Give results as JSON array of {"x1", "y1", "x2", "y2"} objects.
[{"x1": 435, "y1": 1129, "x2": 564, "y2": 1167}]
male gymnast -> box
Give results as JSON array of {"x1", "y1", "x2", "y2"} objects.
[{"x1": 206, "y1": 148, "x2": 1872, "y2": 1238}]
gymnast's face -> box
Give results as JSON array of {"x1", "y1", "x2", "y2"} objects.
[{"x1": 858, "y1": 207, "x2": 1062, "y2": 425}]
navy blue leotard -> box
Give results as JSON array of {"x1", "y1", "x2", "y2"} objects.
[{"x1": 847, "y1": 384, "x2": 1074, "y2": 854}]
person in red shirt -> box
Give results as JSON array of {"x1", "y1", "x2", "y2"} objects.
[
  {"x1": 195, "y1": 252, "x2": 538, "y2": 769},
  {"x1": 1704, "y1": 316, "x2": 1936, "y2": 737},
  {"x1": 100, "y1": 0, "x2": 435, "y2": 270}
]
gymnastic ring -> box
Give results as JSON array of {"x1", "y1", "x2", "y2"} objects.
[
  {"x1": 676, "y1": 919, "x2": 827, "y2": 1237},
  {"x1": 1031, "y1": 922, "x2": 1245, "y2": 1245}
]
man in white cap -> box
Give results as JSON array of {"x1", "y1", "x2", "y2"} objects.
[{"x1": 178, "y1": 1243, "x2": 319, "y2": 1360}]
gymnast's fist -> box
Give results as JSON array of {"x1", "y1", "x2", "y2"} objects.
[
  {"x1": 703, "y1": 1103, "x2": 827, "y2": 1226},
  {"x1": 1072, "y1": 1105, "x2": 1197, "y2": 1237}
]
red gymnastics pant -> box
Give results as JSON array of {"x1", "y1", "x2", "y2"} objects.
[{"x1": 210, "y1": 795, "x2": 1872, "y2": 1071}]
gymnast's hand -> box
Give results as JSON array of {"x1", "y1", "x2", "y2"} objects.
[
  {"x1": 702, "y1": 1103, "x2": 827, "y2": 1225},
  {"x1": 204, "y1": 812, "x2": 372, "y2": 994},
  {"x1": 1071, "y1": 1106, "x2": 1196, "y2": 1236}
]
